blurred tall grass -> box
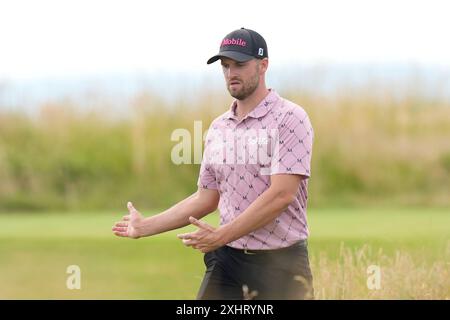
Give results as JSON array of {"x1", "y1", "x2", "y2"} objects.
[{"x1": 0, "y1": 75, "x2": 450, "y2": 212}]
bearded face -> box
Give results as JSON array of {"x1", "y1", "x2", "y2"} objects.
[{"x1": 221, "y1": 58, "x2": 261, "y2": 101}]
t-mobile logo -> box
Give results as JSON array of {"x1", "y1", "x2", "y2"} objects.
[{"x1": 221, "y1": 38, "x2": 247, "y2": 47}]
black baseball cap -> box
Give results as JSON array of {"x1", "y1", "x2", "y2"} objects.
[{"x1": 207, "y1": 28, "x2": 268, "y2": 64}]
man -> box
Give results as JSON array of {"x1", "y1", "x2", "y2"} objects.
[{"x1": 112, "y1": 28, "x2": 314, "y2": 300}]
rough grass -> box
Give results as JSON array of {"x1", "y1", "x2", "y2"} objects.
[{"x1": 1, "y1": 85, "x2": 450, "y2": 211}]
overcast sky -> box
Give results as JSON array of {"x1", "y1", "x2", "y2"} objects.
[{"x1": 1, "y1": 0, "x2": 450, "y2": 80}]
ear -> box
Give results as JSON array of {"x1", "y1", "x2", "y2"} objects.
[{"x1": 259, "y1": 58, "x2": 269, "y2": 74}]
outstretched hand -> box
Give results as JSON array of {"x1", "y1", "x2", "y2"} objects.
[
  {"x1": 112, "y1": 201, "x2": 144, "y2": 239},
  {"x1": 177, "y1": 217, "x2": 223, "y2": 253}
]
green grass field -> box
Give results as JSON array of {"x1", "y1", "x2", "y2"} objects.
[{"x1": 0, "y1": 208, "x2": 448, "y2": 299}]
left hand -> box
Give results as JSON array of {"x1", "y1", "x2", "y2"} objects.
[{"x1": 177, "y1": 217, "x2": 224, "y2": 253}]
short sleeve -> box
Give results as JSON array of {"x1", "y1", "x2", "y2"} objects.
[
  {"x1": 270, "y1": 106, "x2": 313, "y2": 177},
  {"x1": 197, "y1": 127, "x2": 219, "y2": 190}
]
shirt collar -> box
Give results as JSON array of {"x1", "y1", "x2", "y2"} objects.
[{"x1": 225, "y1": 89, "x2": 280, "y2": 121}]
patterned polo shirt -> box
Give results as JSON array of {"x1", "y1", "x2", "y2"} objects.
[{"x1": 197, "y1": 89, "x2": 314, "y2": 250}]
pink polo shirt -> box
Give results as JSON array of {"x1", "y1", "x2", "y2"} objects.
[{"x1": 197, "y1": 89, "x2": 314, "y2": 250}]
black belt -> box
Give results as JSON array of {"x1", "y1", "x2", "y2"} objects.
[{"x1": 226, "y1": 239, "x2": 307, "y2": 255}]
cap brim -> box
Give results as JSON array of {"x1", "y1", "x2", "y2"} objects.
[{"x1": 207, "y1": 51, "x2": 254, "y2": 64}]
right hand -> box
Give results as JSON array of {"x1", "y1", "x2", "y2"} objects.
[{"x1": 112, "y1": 201, "x2": 144, "y2": 239}]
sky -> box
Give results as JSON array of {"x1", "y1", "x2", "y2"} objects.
[{"x1": 1, "y1": 0, "x2": 450, "y2": 80}]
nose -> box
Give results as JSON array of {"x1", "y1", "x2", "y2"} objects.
[{"x1": 225, "y1": 66, "x2": 238, "y2": 80}]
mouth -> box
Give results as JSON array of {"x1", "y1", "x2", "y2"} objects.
[{"x1": 229, "y1": 81, "x2": 241, "y2": 88}]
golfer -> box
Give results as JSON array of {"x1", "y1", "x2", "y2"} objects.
[{"x1": 112, "y1": 28, "x2": 314, "y2": 300}]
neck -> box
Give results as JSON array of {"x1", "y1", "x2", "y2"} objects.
[{"x1": 235, "y1": 84, "x2": 269, "y2": 120}]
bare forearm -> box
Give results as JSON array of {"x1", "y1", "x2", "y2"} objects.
[
  {"x1": 137, "y1": 192, "x2": 216, "y2": 237},
  {"x1": 219, "y1": 187, "x2": 293, "y2": 244}
]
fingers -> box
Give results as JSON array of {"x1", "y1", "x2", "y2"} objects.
[
  {"x1": 177, "y1": 234, "x2": 213, "y2": 252},
  {"x1": 112, "y1": 220, "x2": 128, "y2": 230},
  {"x1": 113, "y1": 231, "x2": 128, "y2": 237},
  {"x1": 179, "y1": 236, "x2": 209, "y2": 251},
  {"x1": 182, "y1": 239, "x2": 195, "y2": 246},
  {"x1": 178, "y1": 234, "x2": 198, "y2": 248},
  {"x1": 187, "y1": 242, "x2": 211, "y2": 253},
  {"x1": 112, "y1": 220, "x2": 128, "y2": 234},
  {"x1": 177, "y1": 221, "x2": 216, "y2": 251},
  {"x1": 112, "y1": 226, "x2": 127, "y2": 231},
  {"x1": 127, "y1": 201, "x2": 137, "y2": 214},
  {"x1": 114, "y1": 222, "x2": 128, "y2": 228},
  {"x1": 177, "y1": 232, "x2": 194, "y2": 240},
  {"x1": 182, "y1": 239, "x2": 205, "y2": 249},
  {"x1": 112, "y1": 207, "x2": 135, "y2": 238},
  {"x1": 189, "y1": 216, "x2": 215, "y2": 232},
  {"x1": 177, "y1": 232, "x2": 198, "y2": 246}
]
